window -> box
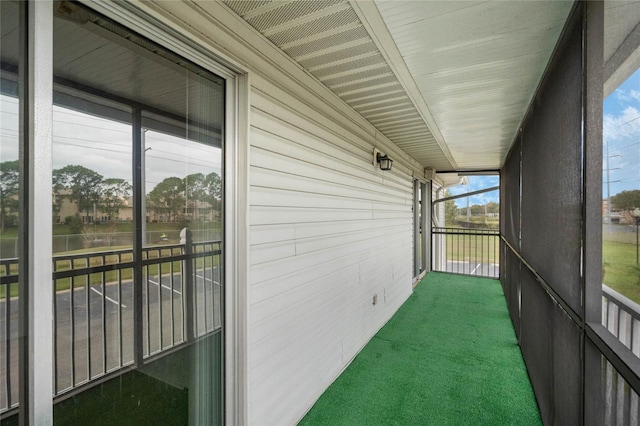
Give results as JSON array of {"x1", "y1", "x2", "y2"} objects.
[
  {"x1": 0, "y1": 0, "x2": 22, "y2": 421},
  {"x1": 1, "y1": 1, "x2": 231, "y2": 423},
  {"x1": 50, "y1": 3, "x2": 225, "y2": 424}
]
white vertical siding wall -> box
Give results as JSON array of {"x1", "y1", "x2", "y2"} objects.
[
  {"x1": 113, "y1": 2, "x2": 424, "y2": 424},
  {"x1": 249, "y1": 88, "x2": 413, "y2": 424}
]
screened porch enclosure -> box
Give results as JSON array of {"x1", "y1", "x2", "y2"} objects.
[{"x1": 3, "y1": 0, "x2": 640, "y2": 424}]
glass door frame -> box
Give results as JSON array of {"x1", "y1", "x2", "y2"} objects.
[{"x1": 16, "y1": 0, "x2": 249, "y2": 423}]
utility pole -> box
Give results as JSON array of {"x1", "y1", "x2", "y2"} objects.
[
  {"x1": 142, "y1": 130, "x2": 149, "y2": 246},
  {"x1": 604, "y1": 140, "x2": 621, "y2": 230},
  {"x1": 466, "y1": 183, "x2": 470, "y2": 222},
  {"x1": 606, "y1": 140, "x2": 611, "y2": 225}
]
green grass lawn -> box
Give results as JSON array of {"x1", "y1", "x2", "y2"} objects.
[
  {"x1": 444, "y1": 233, "x2": 500, "y2": 264},
  {"x1": 603, "y1": 239, "x2": 640, "y2": 303},
  {"x1": 0, "y1": 220, "x2": 222, "y2": 239},
  {"x1": 455, "y1": 215, "x2": 500, "y2": 227},
  {"x1": 439, "y1": 226, "x2": 639, "y2": 304}
]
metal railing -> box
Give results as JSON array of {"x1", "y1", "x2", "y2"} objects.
[
  {"x1": 602, "y1": 285, "x2": 640, "y2": 424},
  {"x1": 0, "y1": 238, "x2": 221, "y2": 415},
  {"x1": 602, "y1": 285, "x2": 640, "y2": 357},
  {"x1": 432, "y1": 227, "x2": 499, "y2": 278},
  {"x1": 602, "y1": 359, "x2": 640, "y2": 426},
  {"x1": 0, "y1": 258, "x2": 19, "y2": 413}
]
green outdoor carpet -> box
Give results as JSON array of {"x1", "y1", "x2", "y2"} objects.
[{"x1": 299, "y1": 272, "x2": 540, "y2": 426}]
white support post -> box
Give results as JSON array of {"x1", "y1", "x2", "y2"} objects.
[
  {"x1": 413, "y1": 180, "x2": 420, "y2": 278},
  {"x1": 421, "y1": 181, "x2": 430, "y2": 273},
  {"x1": 20, "y1": 0, "x2": 54, "y2": 424},
  {"x1": 225, "y1": 72, "x2": 249, "y2": 426}
]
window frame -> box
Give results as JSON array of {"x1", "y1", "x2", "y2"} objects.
[{"x1": 13, "y1": 1, "x2": 250, "y2": 422}]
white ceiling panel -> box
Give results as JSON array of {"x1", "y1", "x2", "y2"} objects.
[
  {"x1": 374, "y1": 0, "x2": 574, "y2": 169},
  {"x1": 223, "y1": 0, "x2": 577, "y2": 171},
  {"x1": 223, "y1": 0, "x2": 456, "y2": 171},
  {"x1": 604, "y1": 1, "x2": 640, "y2": 95}
]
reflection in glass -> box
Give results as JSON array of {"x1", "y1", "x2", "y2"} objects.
[
  {"x1": 1, "y1": 0, "x2": 21, "y2": 421},
  {"x1": 51, "y1": 3, "x2": 224, "y2": 424},
  {"x1": 142, "y1": 122, "x2": 223, "y2": 357},
  {"x1": 52, "y1": 100, "x2": 134, "y2": 393},
  {"x1": 52, "y1": 104, "x2": 133, "y2": 253},
  {"x1": 602, "y1": 4, "x2": 640, "y2": 363}
]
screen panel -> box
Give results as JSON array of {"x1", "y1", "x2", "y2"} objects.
[
  {"x1": 502, "y1": 137, "x2": 521, "y2": 249},
  {"x1": 551, "y1": 301, "x2": 582, "y2": 425},
  {"x1": 520, "y1": 267, "x2": 553, "y2": 423},
  {"x1": 521, "y1": 7, "x2": 584, "y2": 315},
  {"x1": 520, "y1": 266, "x2": 582, "y2": 424},
  {"x1": 503, "y1": 246, "x2": 521, "y2": 337}
]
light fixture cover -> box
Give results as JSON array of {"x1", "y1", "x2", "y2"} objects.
[
  {"x1": 377, "y1": 153, "x2": 393, "y2": 171},
  {"x1": 425, "y1": 168, "x2": 435, "y2": 180}
]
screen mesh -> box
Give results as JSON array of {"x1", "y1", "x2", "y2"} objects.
[
  {"x1": 520, "y1": 6, "x2": 583, "y2": 315},
  {"x1": 502, "y1": 136, "x2": 521, "y2": 248},
  {"x1": 520, "y1": 268, "x2": 582, "y2": 425},
  {"x1": 501, "y1": 5, "x2": 585, "y2": 423}
]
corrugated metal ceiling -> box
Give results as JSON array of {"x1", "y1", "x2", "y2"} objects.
[
  {"x1": 604, "y1": 1, "x2": 640, "y2": 95},
  {"x1": 223, "y1": 0, "x2": 579, "y2": 172},
  {"x1": 374, "y1": 0, "x2": 574, "y2": 170},
  {"x1": 223, "y1": 0, "x2": 455, "y2": 171}
]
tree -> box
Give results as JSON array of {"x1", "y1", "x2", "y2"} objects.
[
  {"x1": 444, "y1": 190, "x2": 457, "y2": 226},
  {"x1": 0, "y1": 160, "x2": 19, "y2": 231},
  {"x1": 611, "y1": 190, "x2": 640, "y2": 212},
  {"x1": 184, "y1": 172, "x2": 206, "y2": 205},
  {"x1": 203, "y1": 172, "x2": 222, "y2": 211},
  {"x1": 486, "y1": 201, "x2": 499, "y2": 215},
  {"x1": 470, "y1": 204, "x2": 484, "y2": 216},
  {"x1": 183, "y1": 173, "x2": 206, "y2": 221},
  {"x1": 182, "y1": 172, "x2": 222, "y2": 221},
  {"x1": 147, "y1": 176, "x2": 185, "y2": 222},
  {"x1": 53, "y1": 165, "x2": 104, "y2": 218},
  {"x1": 98, "y1": 178, "x2": 132, "y2": 220}
]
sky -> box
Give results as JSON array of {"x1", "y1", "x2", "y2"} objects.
[
  {"x1": 603, "y1": 69, "x2": 640, "y2": 199},
  {"x1": 447, "y1": 175, "x2": 499, "y2": 209},
  {"x1": 0, "y1": 95, "x2": 222, "y2": 194},
  {"x1": 49, "y1": 106, "x2": 222, "y2": 191}
]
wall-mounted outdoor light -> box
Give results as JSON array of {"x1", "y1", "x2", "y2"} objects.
[{"x1": 373, "y1": 147, "x2": 393, "y2": 171}]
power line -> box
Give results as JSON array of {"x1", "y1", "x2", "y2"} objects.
[
  {"x1": 55, "y1": 141, "x2": 130, "y2": 156},
  {"x1": 54, "y1": 135, "x2": 130, "y2": 148},
  {"x1": 618, "y1": 116, "x2": 640, "y2": 127},
  {"x1": 610, "y1": 141, "x2": 640, "y2": 154}
]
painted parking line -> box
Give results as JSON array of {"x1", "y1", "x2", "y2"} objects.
[
  {"x1": 196, "y1": 274, "x2": 221, "y2": 287},
  {"x1": 91, "y1": 286, "x2": 127, "y2": 308},
  {"x1": 196, "y1": 274, "x2": 213, "y2": 282},
  {"x1": 470, "y1": 263, "x2": 482, "y2": 274},
  {"x1": 148, "y1": 278, "x2": 182, "y2": 295}
]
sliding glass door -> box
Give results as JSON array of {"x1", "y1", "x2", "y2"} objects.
[{"x1": 1, "y1": 1, "x2": 229, "y2": 424}]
